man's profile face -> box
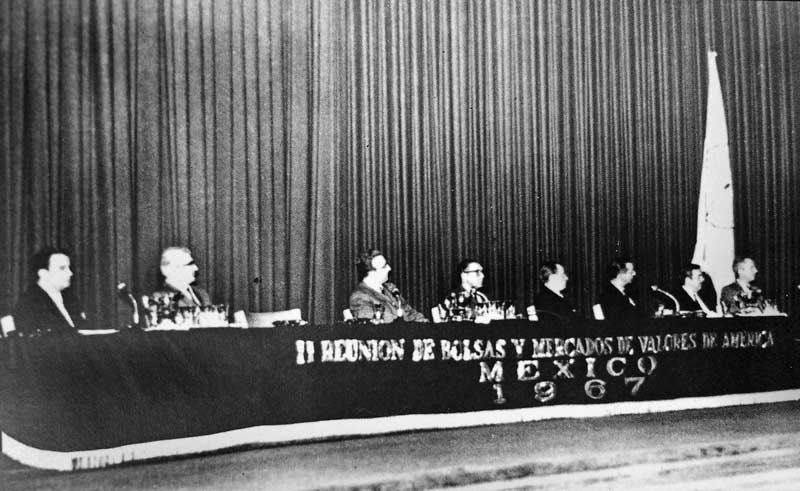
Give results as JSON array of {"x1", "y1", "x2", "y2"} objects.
[
  {"x1": 685, "y1": 269, "x2": 704, "y2": 292},
  {"x1": 738, "y1": 259, "x2": 758, "y2": 283},
  {"x1": 619, "y1": 262, "x2": 636, "y2": 286},
  {"x1": 40, "y1": 253, "x2": 73, "y2": 292},
  {"x1": 369, "y1": 255, "x2": 391, "y2": 285},
  {"x1": 461, "y1": 262, "x2": 485, "y2": 290},
  {"x1": 548, "y1": 264, "x2": 568, "y2": 292},
  {"x1": 164, "y1": 249, "x2": 199, "y2": 287}
]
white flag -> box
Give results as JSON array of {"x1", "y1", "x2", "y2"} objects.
[{"x1": 692, "y1": 51, "x2": 735, "y2": 310}]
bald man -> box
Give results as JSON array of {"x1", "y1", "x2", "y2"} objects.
[
  {"x1": 151, "y1": 246, "x2": 212, "y2": 308},
  {"x1": 720, "y1": 257, "x2": 764, "y2": 315}
]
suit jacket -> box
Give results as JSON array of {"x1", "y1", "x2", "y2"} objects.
[
  {"x1": 349, "y1": 282, "x2": 427, "y2": 323},
  {"x1": 720, "y1": 281, "x2": 763, "y2": 315},
  {"x1": 598, "y1": 282, "x2": 641, "y2": 323},
  {"x1": 673, "y1": 287, "x2": 703, "y2": 312},
  {"x1": 697, "y1": 273, "x2": 718, "y2": 312},
  {"x1": 533, "y1": 287, "x2": 580, "y2": 323},
  {"x1": 13, "y1": 285, "x2": 87, "y2": 335}
]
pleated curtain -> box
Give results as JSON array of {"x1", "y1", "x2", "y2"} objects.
[{"x1": 1, "y1": 0, "x2": 799, "y2": 324}]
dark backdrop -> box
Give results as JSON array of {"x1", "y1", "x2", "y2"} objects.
[{"x1": 2, "y1": 0, "x2": 799, "y2": 325}]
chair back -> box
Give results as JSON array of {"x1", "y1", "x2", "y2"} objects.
[
  {"x1": 431, "y1": 306, "x2": 444, "y2": 323},
  {"x1": 0, "y1": 315, "x2": 15, "y2": 337}
]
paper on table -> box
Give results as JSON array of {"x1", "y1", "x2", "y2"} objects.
[{"x1": 78, "y1": 329, "x2": 119, "y2": 336}]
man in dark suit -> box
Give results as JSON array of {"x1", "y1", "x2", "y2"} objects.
[
  {"x1": 598, "y1": 257, "x2": 642, "y2": 323},
  {"x1": 13, "y1": 247, "x2": 88, "y2": 335},
  {"x1": 533, "y1": 261, "x2": 579, "y2": 323},
  {"x1": 672, "y1": 263, "x2": 716, "y2": 315}
]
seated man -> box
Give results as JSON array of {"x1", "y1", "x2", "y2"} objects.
[
  {"x1": 533, "y1": 261, "x2": 579, "y2": 321},
  {"x1": 598, "y1": 257, "x2": 642, "y2": 323},
  {"x1": 697, "y1": 271, "x2": 718, "y2": 314},
  {"x1": 720, "y1": 257, "x2": 764, "y2": 315},
  {"x1": 151, "y1": 246, "x2": 212, "y2": 308},
  {"x1": 348, "y1": 249, "x2": 427, "y2": 323},
  {"x1": 441, "y1": 259, "x2": 490, "y2": 318},
  {"x1": 673, "y1": 264, "x2": 716, "y2": 316},
  {"x1": 13, "y1": 247, "x2": 88, "y2": 335}
]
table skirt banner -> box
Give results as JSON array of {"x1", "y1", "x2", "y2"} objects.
[{"x1": 1, "y1": 317, "x2": 798, "y2": 460}]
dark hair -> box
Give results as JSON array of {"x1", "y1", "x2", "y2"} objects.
[
  {"x1": 680, "y1": 263, "x2": 702, "y2": 284},
  {"x1": 30, "y1": 246, "x2": 70, "y2": 281},
  {"x1": 606, "y1": 257, "x2": 632, "y2": 281},
  {"x1": 356, "y1": 249, "x2": 384, "y2": 280},
  {"x1": 731, "y1": 256, "x2": 751, "y2": 278},
  {"x1": 454, "y1": 258, "x2": 481, "y2": 287},
  {"x1": 680, "y1": 263, "x2": 703, "y2": 283},
  {"x1": 457, "y1": 258, "x2": 481, "y2": 273},
  {"x1": 539, "y1": 261, "x2": 561, "y2": 283}
]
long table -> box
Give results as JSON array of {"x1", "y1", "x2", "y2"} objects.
[{"x1": 1, "y1": 317, "x2": 798, "y2": 470}]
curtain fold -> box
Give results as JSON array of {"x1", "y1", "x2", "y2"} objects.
[{"x1": 2, "y1": 0, "x2": 799, "y2": 325}]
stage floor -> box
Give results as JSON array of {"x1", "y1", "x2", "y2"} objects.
[{"x1": 3, "y1": 400, "x2": 800, "y2": 490}]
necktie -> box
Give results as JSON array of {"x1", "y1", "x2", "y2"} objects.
[
  {"x1": 694, "y1": 294, "x2": 711, "y2": 314},
  {"x1": 186, "y1": 287, "x2": 201, "y2": 306}
]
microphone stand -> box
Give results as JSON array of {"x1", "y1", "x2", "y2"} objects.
[
  {"x1": 128, "y1": 291, "x2": 140, "y2": 327},
  {"x1": 117, "y1": 283, "x2": 141, "y2": 329},
  {"x1": 650, "y1": 285, "x2": 681, "y2": 314}
]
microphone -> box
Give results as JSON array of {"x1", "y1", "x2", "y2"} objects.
[
  {"x1": 650, "y1": 285, "x2": 681, "y2": 312},
  {"x1": 117, "y1": 282, "x2": 140, "y2": 326},
  {"x1": 384, "y1": 282, "x2": 404, "y2": 317},
  {"x1": 385, "y1": 283, "x2": 401, "y2": 298}
]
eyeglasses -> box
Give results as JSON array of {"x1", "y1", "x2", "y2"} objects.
[{"x1": 463, "y1": 269, "x2": 484, "y2": 275}]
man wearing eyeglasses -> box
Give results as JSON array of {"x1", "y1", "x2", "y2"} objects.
[
  {"x1": 441, "y1": 259, "x2": 491, "y2": 316},
  {"x1": 152, "y1": 246, "x2": 212, "y2": 308}
]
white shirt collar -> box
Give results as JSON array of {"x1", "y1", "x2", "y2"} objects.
[{"x1": 736, "y1": 279, "x2": 752, "y2": 294}]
